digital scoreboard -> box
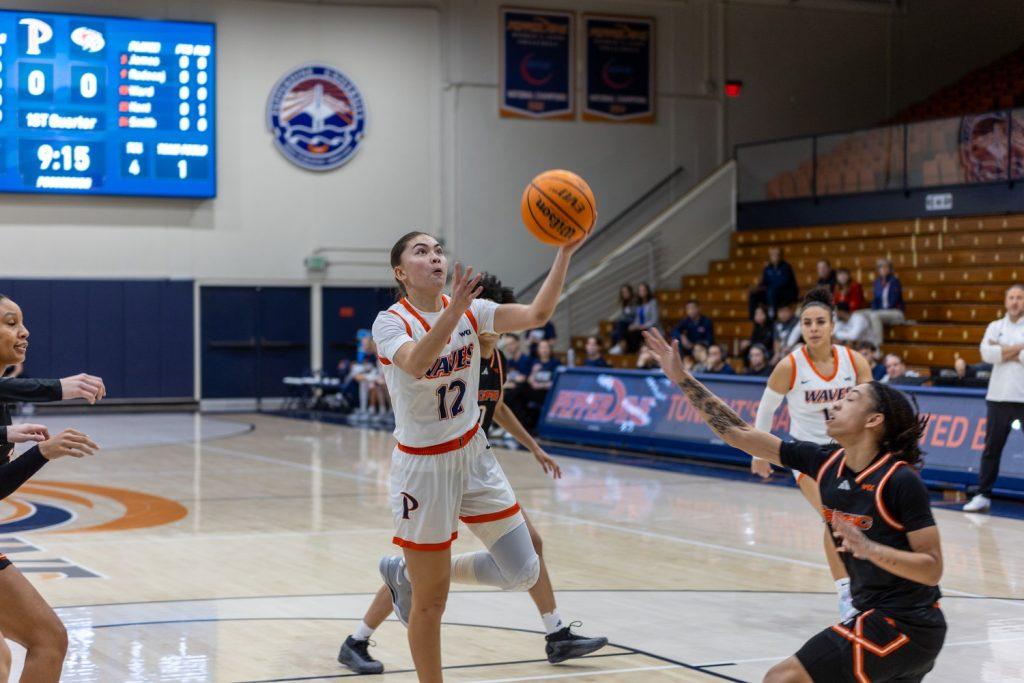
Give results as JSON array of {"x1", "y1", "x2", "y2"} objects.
[{"x1": 0, "y1": 10, "x2": 215, "y2": 198}]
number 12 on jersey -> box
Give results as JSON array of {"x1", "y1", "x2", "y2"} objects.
[{"x1": 436, "y1": 380, "x2": 466, "y2": 421}]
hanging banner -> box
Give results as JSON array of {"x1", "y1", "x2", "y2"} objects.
[
  {"x1": 583, "y1": 15, "x2": 655, "y2": 123},
  {"x1": 500, "y1": 8, "x2": 574, "y2": 120}
]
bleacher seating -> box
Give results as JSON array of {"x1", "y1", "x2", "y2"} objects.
[
  {"x1": 576, "y1": 213, "x2": 1023, "y2": 374},
  {"x1": 764, "y1": 44, "x2": 1024, "y2": 200}
]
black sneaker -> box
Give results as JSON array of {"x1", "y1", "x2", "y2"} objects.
[
  {"x1": 338, "y1": 636, "x2": 384, "y2": 674},
  {"x1": 545, "y1": 622, "x2": 609, "y2": 664}
]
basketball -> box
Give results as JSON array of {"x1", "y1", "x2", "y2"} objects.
[{"x1": 520, "y1": 169, "x2": 597, "y2": 246}]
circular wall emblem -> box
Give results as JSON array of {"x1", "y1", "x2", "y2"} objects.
[{"x1": 266, "y1": 64, "x2": 367, "y2": 171}]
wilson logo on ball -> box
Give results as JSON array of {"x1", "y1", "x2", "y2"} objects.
[{"x1": 521, "y1": 169, "x2": 597, "y2": 246}]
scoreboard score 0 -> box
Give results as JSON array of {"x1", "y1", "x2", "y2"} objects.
[{"x1": 0, "y1": 10, "x2": 215, "y2": 198}]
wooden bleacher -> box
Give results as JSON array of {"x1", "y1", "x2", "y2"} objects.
[{"x1": 575, "y1": 214, "x2": 1022, "y2": 372}]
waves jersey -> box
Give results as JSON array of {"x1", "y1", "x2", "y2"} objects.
[
  {"x1": 372, "y1": 296, "x2": 499, "y2": 448},
  {"x1": 786, "y1": 344, "x2": 858, "y2": 444}
]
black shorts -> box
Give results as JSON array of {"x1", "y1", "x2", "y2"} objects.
[{"x1": 796, "y1": 606, "x2": 946, "y2": 682}]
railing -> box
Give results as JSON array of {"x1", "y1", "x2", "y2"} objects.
[
  {"x1": 735, "y1": 107, "x2": 1024, "y2": 203},
  {"x1": 538, "y1": 161, "x2": 736, "y2": 346}
]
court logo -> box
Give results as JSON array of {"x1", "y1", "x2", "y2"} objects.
[
  {"x1": 0, "y1": 480, "x2": 187, "y2": 534},
  {"x1": 266, "y1": 64, "x2": 367, "y2": 171}
]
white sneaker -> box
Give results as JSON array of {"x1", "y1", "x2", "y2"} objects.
[
  {"x1": 962, "y1": 494, "x2": 991, "y2": 513},
  {"x1": 608, "y1": 344, "x2": 624, "y2": 355}
]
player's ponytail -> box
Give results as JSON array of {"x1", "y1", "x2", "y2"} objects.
[
  {"x1": 390, "y1": 231, "x2": 429, "y2": 300},
  {"x1": 869, "y1": 381, "x2": 929, "y2": 467}
]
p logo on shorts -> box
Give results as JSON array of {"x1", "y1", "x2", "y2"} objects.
[{"x1": 401, "y1": 492, "x2": 420, "y2": 519}]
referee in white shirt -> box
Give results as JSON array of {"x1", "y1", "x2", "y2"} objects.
[{"x1": 964, "y1": 284, "x2": 1024, "y2": 512}]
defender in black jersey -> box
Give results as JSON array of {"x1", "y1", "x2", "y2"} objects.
[
  {"x1": 641, "y1": 328, "x2": 945, "y2": 683},
  {"x1": 0, "y1": 293, "x2": 103, "y2": 681},
  {"x1": 339, "y1": 276, "x2": 607, "y2": 675}
]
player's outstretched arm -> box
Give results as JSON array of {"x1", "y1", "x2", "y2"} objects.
[
  {"x1": 392, "y1": 263, "x2": 482, "y2": 378},
  {"x1": 642, "y1": 329, "x2": 783, "y2": 464},
  {"x1": 493, "y1": 236, "x2": 587, "y2": 335}
]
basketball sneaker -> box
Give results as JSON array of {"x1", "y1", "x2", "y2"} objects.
[
  {"x1": 963, "y1": 494, "x2": 991, "y2": 513},
  {"x1": 545, "y1": 622, "x2": 608, "y2": 663},
  {"x1": 338, "y1": 636, "x2": 383, "y2": 674},
  {"x1": 379, "y1": 555, "x2": 413, "y2": 626}
]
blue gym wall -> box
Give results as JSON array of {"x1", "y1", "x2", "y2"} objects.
[{"x1": 0, "y1": 279, "x2": 194, "y2": 399}]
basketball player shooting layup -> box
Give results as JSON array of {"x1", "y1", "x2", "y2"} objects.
[
  {"x1": 338, "y1": 273, "x2": 607, "y2": 675},
  {"x1": 367, "y1": 231, "x2": 586, "y2": 682}
]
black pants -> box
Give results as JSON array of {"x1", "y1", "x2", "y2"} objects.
[
  {"x1": 796, "y1": 606, "x2": 946, "y2": 682},
  {"x1": 978, "y1": 400, "x2": 1024, "y2": 496}
]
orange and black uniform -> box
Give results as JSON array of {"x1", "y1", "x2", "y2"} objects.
[
  {"x1": 477, "y1": 350, "x2": 506, "y2": 433},
  {"x1": 0, "y1": 378, "x2": 61, "y2": 570},
  {"x1": 780, "y1": 441, "x2": 946, "y2": 682}
]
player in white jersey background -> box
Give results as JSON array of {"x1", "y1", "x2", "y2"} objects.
[
  {"x1": 371, "y1": 231, "x2": 583, "y2": 683},
  {"x1": 751, "y1": 287, "x2": 873, "y2": 619}
]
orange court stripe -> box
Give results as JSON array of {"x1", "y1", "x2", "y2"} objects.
[
  {"x1": 36, "y1": 481, "x2": 188, "y2": 533},
  {"x1": 0, "y1": 498, "x2": 34, "y2": 523},
  {"x1": 19, "y1": 483, "x2": 94, "y2": 509}
]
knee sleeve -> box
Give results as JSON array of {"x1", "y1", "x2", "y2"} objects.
[{"x1": 451, "y1": 522, "x2": 540, "y2": 591}]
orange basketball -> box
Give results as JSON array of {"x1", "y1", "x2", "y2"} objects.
[{"x1": 520, "y1": 169, "x2": 597, "y2": 246}]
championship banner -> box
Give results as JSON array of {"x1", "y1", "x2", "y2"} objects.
[
  {"x1": 499, "y1": 8, "x2": 573, "y2": 120},
  {"x1": 539, "y1": 369, "x2": 1024, "y2": 494},
  {"x1": 583, "y1": 15, "x2": 654, "y2": 123}
]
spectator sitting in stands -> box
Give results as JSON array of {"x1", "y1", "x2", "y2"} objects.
[
  {"x1": 771, "y1": 304, "x2": 800, "y2": 362},
  {"x1": 608, "y1": 285, "x2": 638, "y2": 355},
  {"x1": 744, "y1": 343, "x2": 771, "y2": 377},
  {"x1": 506, "y1": 339, "x2": 562, "y2": 432},
  {"x1": 690, "y1": 343, "x2": 709, "y2": 370},
  {"x1": 880, "y1": 353, "x2": 920, "y2": 385},
  {"x1": 702, "y1": 344, "x2": 736, "y2": 375},
  {"x1": 954, "y1": 357, "x2": 993, "y2": 381},
  {"x1": 833, "y1": 302, "x2": 870, "y2": 344},
  {"x1": 581, "y1": 336, "x2": 610, "y2": 367},
  {"x1": 816, "y1": 259, "x2": 837, "y2": 288},
  {"x1": 637, "y1": 342, "x2": 660, "y2": 370},
  {"x1": 525, "y1": 320, "x2": 557, "y2": 356},
  {"x1": 349, "y1": 338, "x2": 390, "y2": 421},
  {"x1": 671, "y1": 299, "x2": 714, "y2": 355},
  {"x1": 626, "y1": 282, "x2": 660, "y2": 353},
  {"x1": 740, "y1": 305, "x2": 774, "y2": 353},
  {"x1": 682, "y1": 354, "x2": 696, "y2": 373},
  {"x1": 501, "y1": 333, "x2": 534, "y2": 389},
  {"x1": 931, "y1": 358, "x2": 993, "y2": 388},
  {"x1": 864, "y1": 258, "x2": 905, "y2": 345},
  {"x1": 833, "y1": 268, "x2": 866, "y2": 312},
  {"x1": 855, "y1": 340, "x2": 886, "y2": 380},
  {"x1": 749, "y1": 246, "x2": 798, "y2": 319}
]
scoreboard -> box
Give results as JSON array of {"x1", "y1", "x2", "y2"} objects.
[{"x1": 0, "y1": 10, "x2": 215, "y2": 198}]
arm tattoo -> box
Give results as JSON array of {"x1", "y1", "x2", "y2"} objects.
[{"x1": 677, "y1": 375, "x2": 749, "y2": 438}]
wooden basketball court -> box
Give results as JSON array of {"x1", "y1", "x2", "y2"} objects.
[{"x1": 4, "y1": 413, "x2": 1020, "y2": 682}]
